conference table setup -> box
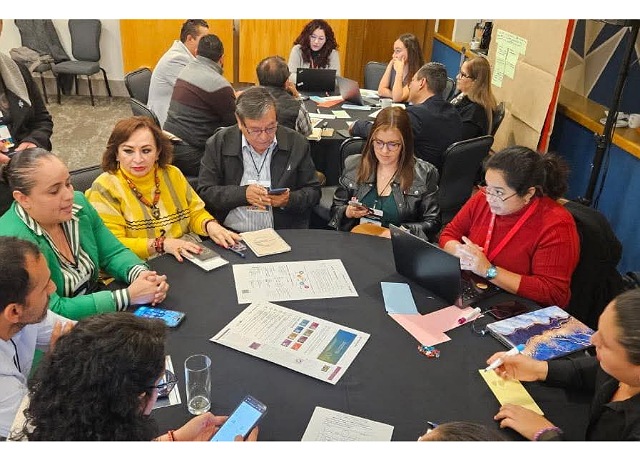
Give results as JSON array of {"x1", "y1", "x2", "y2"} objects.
[{"x1": 148, "y1": 229, "x2": 592, "y2": 441}]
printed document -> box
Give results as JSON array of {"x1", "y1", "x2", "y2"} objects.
[
  {"x1": 232, "y1": 259, "x2": 358, "y2": 304},
  {"x1": 210, "y1": 301, "x2": 369, "y2": 384},
  {"x1": 301, "y1": 407, "x2": 394, "y2": 441}
]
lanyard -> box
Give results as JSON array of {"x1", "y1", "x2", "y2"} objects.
[
  {"x1": 249, "y1": 149, "x2": 270, "y2": 178},
  {"x1": 483, "y1": 199, "x2": 539, "y2": 262}
]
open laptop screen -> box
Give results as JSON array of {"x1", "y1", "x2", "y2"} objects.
[{"x1": 296, "y1": 68, "x2": 336, "y2": 93}]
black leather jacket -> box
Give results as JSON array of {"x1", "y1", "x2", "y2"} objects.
[{"x1": 328, "y1": 154, "x2": 441, "y2": 241}]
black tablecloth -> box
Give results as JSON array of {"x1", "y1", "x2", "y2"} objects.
[{"x1": 149, "y1": 230, "x2": 591, "y2": 441}]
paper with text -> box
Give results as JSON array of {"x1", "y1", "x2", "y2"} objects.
[
  {"x1": 301, "y1": 407, "x2": 393, "y2": 441},
  {"x1": 211, "y1": 301, "x2": 369, "y2": 384},
  {"x1": 478, "y1": 369, "x2": 543, "y2": 415},
  {"x1": 232, "y1": 259, "x2": 358, "y2": 304}
]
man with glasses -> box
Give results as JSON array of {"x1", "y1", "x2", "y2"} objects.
[
  {"x1": 351, "y1": 62, "x2": 462, "y2": 173},
  {"x1": 164, "y1": 34, "x2": 236, "y2": 177},
  {"x1": 148, "y1": 19, "x2": 209, "y2": 127},
  {"x1": 197, "y1": 86, "x2": 321, "y2": 232},
  {"x1": 0, "y1": 237, "x2": 73, "y2": 440}
]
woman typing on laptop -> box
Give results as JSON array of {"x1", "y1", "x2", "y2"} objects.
[
  {"x1": 439, "y1": 146, "x2": 579, "y2": 308},
  {"x1": 287, "y1": 19, "x2": 340, "y2": 84}
]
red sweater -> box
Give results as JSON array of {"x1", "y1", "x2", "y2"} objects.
[{"x1": 439, "y1": 193, "x2": 580, "y2": 308}]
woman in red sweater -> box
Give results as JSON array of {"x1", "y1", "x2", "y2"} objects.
[{"x1": 439, "y1": 146, "x2": 580, "y2": 307}]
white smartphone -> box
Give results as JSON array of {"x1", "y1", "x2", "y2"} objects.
[{"x1": 210, "y1": 395, "x2": 267, "y2": 441}]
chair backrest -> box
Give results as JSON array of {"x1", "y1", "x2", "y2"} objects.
[
  {"x1": 339, "y1": 137, "x2": 366, "y2": 176},
  {"x1": 363, "y1": 61, "x2": 387, "y2": 91},
  {"x1": 125, "y1": 67, "x2": 152, "y2": 104},
  {"x1": 563, "y1": 200, "x2": 625, "y2": 330},
  {"x1": 68, "y1": 19, "x2": 101, "y2": 62},
  {"x1": 70, "y1": 165, "x2": 103, "y2": 193},
  {"x1": 130, "y1": 98, "x2": 160, "y2": 127},
  {"x1": 442, "y1": 77, "x2": 456, "y2": 101},
  {"x1": 438, "y1": 135, "x2": 494, "y2": 226},
  {"x1": 491, "y1": 102, "x2": 505, "y2": 136}
]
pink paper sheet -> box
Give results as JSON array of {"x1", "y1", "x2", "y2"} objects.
[{"x1": 389, "y1": 306, "x2": 479, "y2": 346}]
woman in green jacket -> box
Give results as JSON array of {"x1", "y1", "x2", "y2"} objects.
[{"x1": 0, "y1": 148, "x2": 170, "y2": 320}]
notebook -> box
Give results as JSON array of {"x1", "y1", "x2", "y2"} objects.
[
  {"x1": 296, "y1": 68, "x2": 336, "y2": 93},
  {"x1": 239, "y1": 228, "x2": 291, "y2": 257},
  {"x1": 486, "y1": 305, "x2": 595, "y2": 360},
  {"x1": 389, "y1": 224, "x2": 501, "y2": 308},
  {"x1": 337, "y1": 76, "x2": 379, "y2": 106}
]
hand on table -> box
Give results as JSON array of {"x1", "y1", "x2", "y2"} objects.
[
  {"x1": 129, "y1": 270, "x2": 169, "y2": 306},
  {"x1": 206, "y1": 220, "x2": 241, "y2": 249},
  {"x1": 494, "y1": 404, "x2": 556, "y2": 440},
  {"x1": 163, "y1": 237, "x2": 203, "y2": 262}
]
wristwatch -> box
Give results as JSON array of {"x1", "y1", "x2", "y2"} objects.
[{"x1": 485, "y1": 265, "x2": 498, "y2": 280}]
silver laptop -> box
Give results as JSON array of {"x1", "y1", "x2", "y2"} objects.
[
  {"x1": 296, "y1": 68, "x2": 336, "y2": 93},
  {"x1": 389, "y1": 224, "x2": 501, "y2": 307},
  {"x1": 337, "y1": 76, "x2": 379, "y2": 106}
]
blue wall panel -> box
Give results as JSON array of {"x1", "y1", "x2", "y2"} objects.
[{"x1": 431, "y1": 40, "x2": 463, "y2": 79}]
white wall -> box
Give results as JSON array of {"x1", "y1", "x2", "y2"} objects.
[{"x1": 0, "y1": 19, "x2": 124, "y2": 80}]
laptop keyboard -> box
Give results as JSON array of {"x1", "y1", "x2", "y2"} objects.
[{"x1": 461, "y1": 278, "x2": 499, "y2": 306}]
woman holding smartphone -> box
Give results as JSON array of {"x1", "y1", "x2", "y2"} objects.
[
  {"x1": 86, "y1": 116, "x2": 241, "y2": 262},
  {"x1": 328, "y1": 107, "x2": 441, "y2": 241}
]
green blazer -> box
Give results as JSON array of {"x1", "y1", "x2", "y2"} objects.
[{"x1": 0, "y1": 192, "x2": 147, "y2": 319}]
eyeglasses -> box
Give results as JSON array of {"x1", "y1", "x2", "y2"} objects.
[
  {"x1": 243, "y1": 123, "x2": 278, "y2": 137},
  {"x1": 458, "y1": 71, "x2": 474, "y2": 79},
  {"x1": 151, "y1": 369, "x2": 177, "y2": 397},
  {"x1": 372, "y1": 139, "x2": 402, "y2": 152},
  {"x1": 310, "y1": 34, "x2": 326, "y2": 43},
  {"x1": 479, "y1": 186, "x2": 518, "y2": 202}
]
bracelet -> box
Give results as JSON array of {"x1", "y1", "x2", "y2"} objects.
[
  {"x1": 203, "y1": 218, "x2": 216, "y2": 234},
  {"x1": 153, "y1": 230, "x2": 166, "y2": 254},
  {"x1": 166, "y1": 430, "x2": 176, "y2": 441},
  {"x1": 533, "y1": 426, "x2": 562, "y2": 441}
]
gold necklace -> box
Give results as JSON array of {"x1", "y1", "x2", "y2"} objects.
[{"x1": 121, "y1": 167, "x2": 161, "y2": 219}]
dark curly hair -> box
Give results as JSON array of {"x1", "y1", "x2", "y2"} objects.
[
  {"x1": 293, "y1": 19, "x2": 339, "y2": 69},
  {"x1": 21, "y1": 312, "x2": 167, "y2": 440},
  {"x1": 102, "y1": 116, "x2": 173, "y2": 173}
]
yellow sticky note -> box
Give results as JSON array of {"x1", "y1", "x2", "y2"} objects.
[{"x1": 478, "y1": 369, "x2": 544, "y2": 415}]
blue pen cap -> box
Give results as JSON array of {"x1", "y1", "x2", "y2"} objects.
[{"x1": 515, "y1": 344, "x2": 525, "y2": 352}]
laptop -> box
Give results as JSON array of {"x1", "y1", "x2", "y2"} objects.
[
  {"x1": 389, "y1": 224, "x2": 501, "y2": 307},
  {"x1": 337, "y1": 76, "x2": 379, "y2": 106},
  {"x1": 296, "y1": 68, "x2": 336, "y2": 93}
]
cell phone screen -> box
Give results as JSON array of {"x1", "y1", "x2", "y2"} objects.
[
  {"x1": 133, "y1": 306, "x2": 185, "y2": 328},
  {"x1": 268, "y1": 187, "x2": 287, "y2": 195},
  {"x1": 210, "y1": 395, "x2": 267, "y2": 441}
]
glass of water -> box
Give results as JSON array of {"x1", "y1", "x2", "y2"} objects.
[{"x1": 184, "y1": 354, "x2": 211, "y2": 415}]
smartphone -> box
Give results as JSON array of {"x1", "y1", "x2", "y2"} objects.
[
  {"x1": 487, "y1": 301, "x2": 528, "y2": 320},
  {"x1": 133, "y1": 306, "x2": 185, "y2": 328},
  {"x1": 210, "y1": 395, "x2": 267, "y2": 441},
  {"x1": 348, "y1": 199, "x2": 372, "y2": 213},
  {"x1": 228, "y1": 241, "x2": 247, "y2": 258},
  {"x1": 267, "y1": 187, "x2": 288, "y2": 195},
  {"x1": 192, "y1": 244, "x2": 220, "y2": 262}
]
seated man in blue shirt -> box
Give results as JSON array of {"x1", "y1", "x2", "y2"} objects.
[
  {"x1": 197, "y1": 86, "x2": 321, "y2": 232},
  {"x1": 0, "y1": 237, "x2": 73, "y2": 440},
  {"x1": 351, "y1": 62, "x2": 463, "y2": 173}
]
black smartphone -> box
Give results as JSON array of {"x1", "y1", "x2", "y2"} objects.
[
  {"x1": 487, "y1": 301, "x2": 528, "y2": 320},
  {"x1": 267, "y1": 187, "x2": 288, "y2": 195},
  {"x1": 348, "y1": 199, "x2": 372, "y2": 213},
  {"x1": 133, "y1": 306, "x2": 185, "y2": 328},
  {"x1": 210, "y1": 395, "x2": 267, "y2": 441},
  {"x1": 192, "y1": 244, "x2": 220, "y2": 262}
]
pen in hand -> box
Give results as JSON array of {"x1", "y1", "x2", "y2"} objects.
[{"x1": 484, "y1": 344, "x2": 525, "y2": 371}]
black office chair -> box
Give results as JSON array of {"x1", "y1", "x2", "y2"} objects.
[
  {"x1": 53, "y1": 19, "x2": 112, "y2": 106},
  {"x1": 312, "y1": 137, "x2": 365, "y2": 226},
  {"x1": 70, "y1": 164, "x2": 102, "y2": 193},
  {"x1": 562, "y1": 200, "x2": 625, "y2": 330},
  {"x1": 124, "y1": 67, "x2": 152, "y2": 105},
  {"x1": 442, "y1": 77, "x2": 456, "y2": 101},
  {"x1": 438, "y1": 135, "x2": 494, "y2": 227},
  {"x1": 491, "y1": 102, "x2": 505, "y2": 135},
  {"x1": 363, "y1": 61, "x2": 387, "y2": 91},
  {"x1": 130, "y1": 98, "x2": 161, "y2": 127}
]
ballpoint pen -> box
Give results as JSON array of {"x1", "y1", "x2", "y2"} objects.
[
  {"x1": 484, "y1": 344, "x2": 525, "y2": 371},
  {"x1": 228, "y1": 246, "x2": 246, "y2": 258},
  {"x1": 458, "y1": 307, "x2": 481, "y2": 324}
]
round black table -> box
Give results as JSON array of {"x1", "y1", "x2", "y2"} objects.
[{"x1": 149, "y1": 229, "x2": 590, "y2": 441}]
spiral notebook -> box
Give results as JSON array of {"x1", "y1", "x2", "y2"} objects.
[{"x1": 486, "y1": 305, "x2": 594, "y2": 361}]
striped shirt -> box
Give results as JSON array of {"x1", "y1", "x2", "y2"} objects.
[
  {"x1": 15, "y1": 203, "x2": 144, "y2": 310},
  {"x1": 223, "y1": 135, "x2": 277, "y2": 232}
]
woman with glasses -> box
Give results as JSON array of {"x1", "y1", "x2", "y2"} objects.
[
  {"x1": 15, "y1": 312, "x2": 258, "y2": 441},
  {"x1": 378, "y1": 33, "x2": 425, "y2": 103},
  {"x1": 439, "y1": 146, "x2": 579, "y2": 307},
  {"x1": 287, "y1": 20, "x2": 340, "y2": 84},
  {"x1": 488, "y1": 288, "x2": 640, "y2": 441},
  {"x1": 449, "y1": 56, "x2": 498, "y2": 139},
  {"x1": 86, "y1": 116, "x2": 240, "y2": 261},
  {"x1": 329, "y1": 107, "x2": 440, "y2": 241}
]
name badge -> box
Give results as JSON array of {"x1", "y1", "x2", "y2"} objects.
[
  {"x1": 0, "y1": 124, "x2": 15, "y2": 149},
  {"x1": 247, "y1": 179, "x2": 271, "y2": 213}
]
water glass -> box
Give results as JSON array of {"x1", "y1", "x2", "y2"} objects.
[{"x1": 184, "y1": 354, "x2": 211, "y2": 415}]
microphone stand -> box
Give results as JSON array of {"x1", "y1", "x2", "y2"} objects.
[{"x1": 578, "y1": 22, "x2": 639, "y2": 206}]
